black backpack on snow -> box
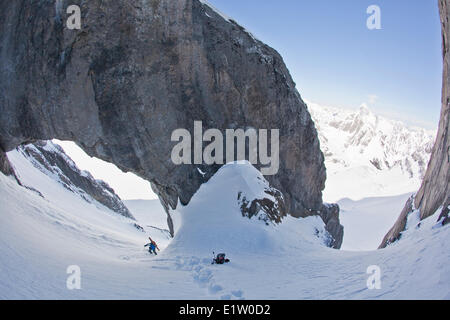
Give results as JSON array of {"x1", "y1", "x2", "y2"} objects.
[{"x1": 212, "y1": 252, "x2": 230, "y2": 265}]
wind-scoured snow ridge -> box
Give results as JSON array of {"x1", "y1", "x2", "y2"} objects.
[
  {"x1": 9, "y1": 141, "x2": 135, "y2": 220},
  {"x1": 306, "y1": 101, "x2": 436, "y2": 202}
]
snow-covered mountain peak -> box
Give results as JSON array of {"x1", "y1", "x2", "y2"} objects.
[
  {"x1": 355, "y1": 103, "x2": 377, "y2": 125},
  {"x1": 306, "y1": 101, "x2": 436, "y2": 202}
]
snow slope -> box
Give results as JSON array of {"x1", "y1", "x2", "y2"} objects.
[
  {"x1": 164, "y1": 161, "x2": 332, "y2": 257},
  {"x1": 124, "y1": 200, "x2": 167, "y2": 230},
  {"x1": 1, "y1": 154, "x2": 449, "y2": 299},
  {"x1": 124, "y1": 199, "x2": 172, "y2": 242},
  {"x1": 307, "y1": 101, "x2": 436, "y2": 202},
  {"x1": 338, "y1": 193, "x2": 414, "y2": 251}
]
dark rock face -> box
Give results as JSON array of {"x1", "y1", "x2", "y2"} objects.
[
  {"x1": 379, "y1": 0, "x2": 450, "y2": 248},
  {"x1": 238, "y1": 187, "x2": 287, "y2": 225},
  {"x1": 379, "y1": 195, "x2": 414, "y2": 248},
  {"x1": 438, "y1": 200, "x2": 450, "y2": 225},
  {"x1": 18, "y1": 141, "x2": 134, "y2": 219},
  {"x1": 415, "y1": 0, "x2": 450, "y2": 221},
  {"x1": 0, "y1": 0, "x2": 342, "y2": 245},
  {"x1": 0, "y1": 149, "x2": 15, "y2": 177},
  {"x1": 319, "y1": 204, "x2": 343, "y2": 249}
]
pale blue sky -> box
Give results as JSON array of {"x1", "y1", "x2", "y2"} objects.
[{"x1": 207, "y1": 0, "x2": 443, "y2": 129}]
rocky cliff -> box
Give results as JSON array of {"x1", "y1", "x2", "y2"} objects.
[
  {"x1": 379, "y1": 0, "x2": 450, "y2": 248},
  {"x1": 0, "y1": 0, "x2": 342, "y2": 245},
  {"x1": 16, "y1": 141, "x2": 135, "y2": 219},
  {"x1": 0, "y1": 149, "x2": 15, "y2": 177}
]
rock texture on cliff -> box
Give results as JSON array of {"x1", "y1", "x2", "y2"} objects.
[
  {"x1": 0, "y1": 149, "x2": 15, "y2": 177},
  {"x1": 379, "y1": 0, "x2": 450, "y2": 248},
  {"x1": 15, "y1": 141, "x2": 135, "y2": 219},
  {"x1": 0, "y1": 0, "x2": 342, "y2": 245}
]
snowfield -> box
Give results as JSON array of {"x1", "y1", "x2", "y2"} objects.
[
  {"x1": 0, "y1": 150, "x2": 449, "y2": 299},
  {"x1": 338, "y1": 193, "x2": 415, "y2": 251}
]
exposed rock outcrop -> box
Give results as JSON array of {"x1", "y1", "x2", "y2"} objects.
[
  {"x1": 319, "y1": 203, "x2": 343, "y2": 249},
  {"x1": 379, "y1": 195, "x2": 415, "y2": 247},
  {"x1": 0, "y1": 0, "x2": 342, "y2": 245},
  {"x1": 379, "y1": 0, "x2": 450, "y2": 248},
  {"x1": 17, "y1": 141, "x2": 134, "y2": 219},
  {"x1": 438, "y1": 200, "x2": 450, "y2": 225},
  {"x1": 0, "y1": 149, "x2": 15, "y2": 177},
  {"x1": 238, "y1": 185, "x2": 286, "y2": 226}
]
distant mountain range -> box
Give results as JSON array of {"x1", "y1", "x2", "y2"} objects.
[{"x1": 307, "y1": 101, "x2": 436, "y2": 202}]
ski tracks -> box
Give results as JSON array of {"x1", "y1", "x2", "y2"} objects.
[{"x1": 175, "y1": 255, "x2": 245, "y2": 300}]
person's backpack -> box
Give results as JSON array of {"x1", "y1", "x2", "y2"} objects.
[{"x1": 212, "y1": 252, "x2": 230, "y2": 264}]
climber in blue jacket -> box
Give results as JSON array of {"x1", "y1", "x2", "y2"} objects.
[{"x1": 144, "y1": 237, "x2": 160, "y2": 255}]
